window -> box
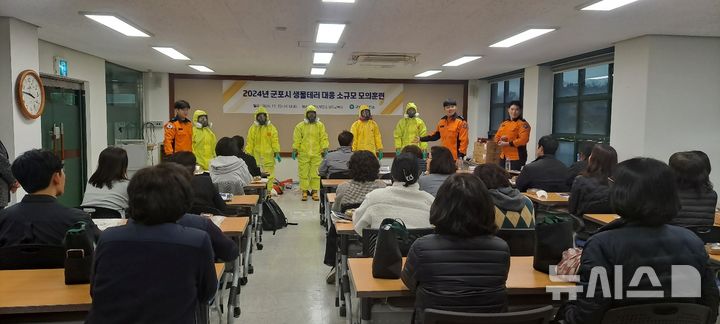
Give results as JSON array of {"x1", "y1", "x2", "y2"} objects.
[
  {"x1": 552, "y1": 63, "x2": 613, "y2": 166},
  {"x1": 489, "y1": 77, "x2": 523, "y2": 137},
  {"x1": 106, "y1": 62, "x2": 144, "y2": 145}
]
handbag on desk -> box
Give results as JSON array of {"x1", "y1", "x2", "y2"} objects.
[
  {"x1": 63, "y1": 221, "x2": 95, "y2": 285},
  {"x1": 372, "y1": 218, "x2": 408, "y2": 279},
  {"x1": 533, "y1": 211, "x2": 578, "y2": 274}
]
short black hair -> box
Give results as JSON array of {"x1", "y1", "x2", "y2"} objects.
[
  {"x1": 442, "y1": 99, "x2": 457, "y2": 107},
  {"x1": 430, "y1": 173, "x2": 497, "y2": 237},
  {"x1": 128, "y1": 163, "x2": 193, "y2": 225},
  {"x1": 89, "y1": 147, "x2": 128, "y2": 189},
  {"x1": 11, "y1": 149, "x2": 63, "y2": 194},
  {"x1": 669, "y1": 151, "x2": 713, "y2": 193},
  {"x1": 391, "y1": 153, "x2": 420, "y2": 186},
  {"x1": 338, "y1": 131, "x2": 353, "y2": 147},
  {"x1": 473, "y1": 163, "x2": 511, "y2": 189},
  {"x1": 691, "y1": 150, "x2": 711, "y2": 175},
  {"x1": 508, "y1": 100, "x2": 522, "y2": 110},
  {"x1": 348, "y1": 151, "x2": 380, "y2": 182},
  {"x1": 216, "y1": 137, "x2": 240, "y2": 156},
  {"x1": 538, "y1": 136, "x2": 559, "y2": 155},
  {"x1": 401, "y1": 145, "x2": 423, "y2": 159},
  {"x1": 428, "y1": 146, "x2": 456, "y2": 175},
  {"x1": 232, "y1": 135, "x2": 245, "y2": 152},
  {"x1": 165, "y1": 151, "x2": 197, "y2": 174},
  {"x1": 174, "y1": 100, "x2": 191, "y2": 109},
  {"x1": 578, "y1": 142, "x2": 595, "y2": 160},
  {"x1": 610, "y1": 158, "x2": 679, "y2": 226}
]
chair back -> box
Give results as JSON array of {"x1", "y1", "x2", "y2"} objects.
[
  {"x1": 0, "y1": 244, "x2": 66, "y2": 270},
  {"x1": 600, "y1": 303, "x2": 710, "y2": 324},
  {"x1": 328, "y1": 171, "x2": 351, "y2": 179},
  {"x1": 361, "y1": 227, "x2": 434, "y2": 257},
  {"x1": 424, "y1": 305, "x2": 554, "y2": 324},
  {"x1": 686, "y1": 225, "x2": 720, "y2": 244},
  {"x1": 496, "y1": 228, "x2": 536, "y2": 256},
  {"x1": 80, "y1": 206, "x2": 122, "y2": 219}
]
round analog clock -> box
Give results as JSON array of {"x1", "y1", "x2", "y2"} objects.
[{"x1": 15, "y1": 70, "x2": 45, "y2": 119}]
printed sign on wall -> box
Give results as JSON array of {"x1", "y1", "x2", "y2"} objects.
[{"x1": 222, "y1": 80, "x2": 405, "y2": 115}]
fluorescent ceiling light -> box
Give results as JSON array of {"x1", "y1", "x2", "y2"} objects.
[
  {"x1": 83, "y1": 14, "x2": 150, "y2": 37},
  {"x1": 322, "y1": 0, "x2": 355, "y2": 2},
  {"x1": 489, "y1": 29, "x2": 556, "y2": 48},
  {"x1": 442, "y1": 56, "x2": 482, "y2": 67},
  {"x1": 316, "y1": 23, "x2": 346, "y2": 44},
  {"x1": 310, "y1": 68, "x2": 327, "y2": 75},
  {"x1": 415, "y1": 70, "x2": 442, "y2": 78},
  {"x1": 581, "y1": 0, "x2": 641, "y2": 11},
  {"x1": 152, "y1": 47, "x2": 190, "y2": 60},
  {"x1": 189, "y1": 65, "x2": 214, "y2": 72},
  {"x1": 313, "y1": 52, "x2": 334, "y2": 65}
]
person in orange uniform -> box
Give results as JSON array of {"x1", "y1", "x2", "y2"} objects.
[
  {"x1": 494, "y1": 101, "x2": 531, "y2": 171},
  {"x1": 163, "y1": 100, "x2": 193, "y2": 157},
  {"x1": 419, "y1": 99, "x2": 469, "y2": 161}
]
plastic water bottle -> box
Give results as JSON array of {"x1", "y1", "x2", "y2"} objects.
[{"x1": 505, "y1": 159, "x2": 511, "y2": 171}]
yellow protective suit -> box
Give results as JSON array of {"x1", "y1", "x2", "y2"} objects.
[
  {"x1": 191, "y1": 110, "x2": 217, "y2": 171},
  {"x1": 350, "y1": 105, "x2": 383, "y2": 154},
  {"x1": 293, "y1": 105, "x2": 329, "y2": 192},
  {"x1": 393, "y1": 102, "x2": 428, "y2": 152},
  {"x1": 246, "y1": 106, "x2": 280, "y2": 191}
]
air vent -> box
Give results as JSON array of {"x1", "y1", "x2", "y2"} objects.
[{"x1": 349, "y1": 52, "x2": 419, "y2": 67}]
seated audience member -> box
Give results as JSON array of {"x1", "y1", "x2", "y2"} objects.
[
  {"x1": 319, "y1": 130, "x2": 354, "y2": 178},
  {"x1": 402, "y1": 144, "x2": 427, "y2": 175},
  {"x1": 515, "y1": 135, "x2": 570, "y2": 192},
  {"x1": 232, "y1": 135, "x2": 261, "y2": 177},
  {"x1": 0, "y1": 149, "x2": 99, "y2": 248},
  {"x1": 402, "y1": 173, "x2": 510, "y2": 322},
  {"x1": 353, "y1": 153, "x2": 434, "y2": 234},
  {"x1": 418, "y1": 146, "x2": 456, "y2": 196},
  {"x1": 81, "y1": 147, "x2": 130, "y2": 217},
  {"x1": 568, "y1": 144, "x2": 618, "y2": 217},
  {"x1": 669, "y1": 151, "x2": 717, "y2": 226},
  {"x1": 210, "y1": 137, "x2": 253, "y2": 194},
  {"x1": 566, "y1": 142, "x2": 594, "y2": 186},
  {"x1": 87, "y1": 163, "x2": 217, "y2": 324},
  {"x1": 474, "y1": 163, "x2": 534, "y2": 228},
  {"x1": 558, "y1": 158, "x2": 719, "y2": 324},
  {"x1": 166, "y1": 152, "x2": 231, "y2": 215}
]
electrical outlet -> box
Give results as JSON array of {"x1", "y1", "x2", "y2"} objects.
[{"x1": 149, "y1": 121, "x2": 163, "y2": 127}]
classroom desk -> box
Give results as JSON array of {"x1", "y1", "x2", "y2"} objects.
[
  {"x1": 244, "y1": 183, "x2": 268, "y2": 272},
  {"x1": 0, "y1": 263, "x2": 225, "y2": 315},
  {"x1": 322, "y1": 179, "x2": 350, "y2": 188},
  {"x1": 331, "y1": 214, "x2": 358, "y2": 321},
  {"x1": 706, "y1": 246, "x2": 720, "y2": 263},
  {"x1": 583, "y1": 214, "x2": 620, "y2": 226},
  {"x1": 227, "y1": 194, "x2": 259, "y2": 207},
  {"x1": 523, "y1": 192, "x2": 569, "y2": 206}
]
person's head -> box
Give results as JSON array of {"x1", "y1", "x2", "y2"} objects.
[
  {"x1": 473, "y1": 163, "x2": 511, "y2": 189},
  {"x1": 610, "y1": 158, "x2": 679, "y2": 226},
  {"x1": 193, "y1": 110, "x2": 209, "y2": 128},
  {"x1": 359, "y1": 105, "x2": 372, "y2": 121},
  {"x1": 428, "y1": 146, "x2": 456, "y2": 175},
  {"x1": 537, "y1": 136, "x2": 559, "y2": 157},
  {"x1": 164, "y1": 151, "x2": 197, "y2": 174},
  {"x1": 401, "y1": 145, "x2": 423, "y2": 159},
  {"x1": 443, "y1": 99, "x2": 457, "y2": 118},
  {"x1": 507, "y1": 100, "x2": 522, "y2": 120},
  {"x1": 338, "y1": 130, "x2": 353, "y2": 147},
  {"x1": 430, "y1": 173, "x2": 497, "y2": 237},
  {"x1": 669, "y1": 151, "x2": 713, "y2": 193},
  {"x1": 174, "y1": 100, "x2": 191, "y2": 120},
  {"x1": 405, "y1": 102, "x2": 418, "y2": 118},
  {"x1": 232, "y1": 135, "x2": 245, "y2": 152},
  {"x1": 88, "y1": 147, "x2": 128, "y2": 189},
  {"x1": 216, "y1": 137, "x2": 240, "y2": 157},
  {"x1": 305, "y1": 105, "x2": 318, "y2": 123},
  {"x1": 255, "y1": 106, "x2": 269, "y2": 125},
  {"x1": 348, "y1": 150, "x2": 380, "y2": 182},
  {"x1": 391, "y1": 153, "x2": 420, "y2": 187},
  {"x1": 584, "y1": 144, "x2": 618, "y2": 182},
  {"x1": 128, "y1": 163, "x2": 193, "y2": 225},
  {"x1": 691, "y1": 150, "x2": 711, "y2": 175},
  {"x1": 578, "y1": 142, "x2": 595, "y2": 161},
  {"x1": 11, "y1": 149, "x2": 65, "y2": 196}
]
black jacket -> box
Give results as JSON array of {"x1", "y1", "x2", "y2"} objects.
[
  {"x1": 568, "y1": 176, "x2": 613, "y2": 216},
  {"x1": 177, "y1": 214, "x2": 239, "y2": 262},
  {"x1": 516, "y1": 154, "x2": 570, "y2": 192},
  {"x1": 237, "y1": 152, "x2": 261, "y2": 177},
  {"x1": 566, "y1": 160, "x2": 588, "y2": 187},
  {"x1": 401, "y1": 234, "x2": 510, "y2": 322},
  {"x1": 0, "y1": 195, "x2": 100, "y2": 247},
  {"x1": 670, "y1": 188, "x2": 718, "y2": 227},
  {"x1": 191, "y1": 174, "x2": 230, "y2": 214},
  {"x1": 560, "y1": 220, "x2": 720, "y2": 324}
]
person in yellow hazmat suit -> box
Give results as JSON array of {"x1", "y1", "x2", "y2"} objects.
[
  {"x1": 191, "y1": 110, "x2": 217, "y2": 172},
  {"x1": 246, "y1": 106, "x2": 281, "y2": 193},
  {"x1": 350, "y1": 105, "x2": 383, "y2": 159},
  {"x1": 393, "y1": 102, "x2": 428, "y2": 158},
  {"x1": 292, "y1": 105, "x2": 329, "y2": 201}
]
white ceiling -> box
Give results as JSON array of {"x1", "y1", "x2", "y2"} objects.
[{"x1": 1, "y1": 0, "x2": 719, "y2": 79}]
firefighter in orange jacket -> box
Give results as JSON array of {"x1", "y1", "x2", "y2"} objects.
[
  {"x1": 494, "y1": 101, "x2": 531, "y2": 171},
  {"x1": 419, "y1": 99, "x2": 469, "y2": 161},
  {"x1": 163, "y1": 100, "x2": 193, "y2": 156}
]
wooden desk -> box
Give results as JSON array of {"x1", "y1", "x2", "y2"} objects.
[
  {"x1": 706, "y1": 245, "x2": 720, "y2": 263},
  {"x1": 523, "y1": 192, "x2": 569, "y2": 206},
  {"x1": 715, "y1": 211, "x2": 720, "y2": 226},
  {"x1": 583, "y1": 214, "x2": 620, "y2": 226},
  {"x1": 219, "y1": 217, "x2": 250, "y2": 236},
  {"x1": 227, "y1": 194, "x2": 259, "y2": 207},
  {"x1": 334, "y1": 220, "x2": 356, "y2": 236},
  {"x1": 322, "y1": 179, "x2": 349, "y2": 188},
  {"x1": 244, "y1": 182, "x2": 267, "y2": 189},
  {"x1": 327, "y1": 192, "x2": 336, "y2": 204},
  {"x1": 0, "y1": 263, "x2": 225, "y2": 315}
]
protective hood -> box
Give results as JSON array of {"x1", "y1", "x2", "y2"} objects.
[
  {"x1": 304, "y1": 105, "x2": 320, "y2": 123},
  {"x1": 254, "y1": 106, "x2": 271, "y2": 126},
  {"x1": 193, "y1": 109, "x2": 211, "y2": 128},
  {"x1": 358, "y1": 104, "x2": 372, "y2": 120},
  {"x1": 404, "y1": 102, "x2": 419, "y2": 118}
]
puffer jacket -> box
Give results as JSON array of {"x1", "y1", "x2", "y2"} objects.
[
  {"x1": 671, "y1": 188, "x2": 718, "y2": 226},
  {"x1": 568, "y1": 176, "x2": 612, "y2": 216},
  {"x1": 401, "y1": 234, "x2": 510, "y2": 323},
  {"x1": 209, "y1": 156, "x2": 253, "y2": 194}
]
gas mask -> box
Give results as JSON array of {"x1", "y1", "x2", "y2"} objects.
[
  {"x1": 360, "y1": 109, "x2": 372, "y2": 121},
  {"x1": 256, "y1": 113, "x2": 268, "y2": 125},
  {"x1": 196, "y1": 115, "x2": 209, "y2": 128},
  {"x1": 306, "y1": 111, "x2": 317, "y2": 123},
  {"x1": 406, "y1": 108, "x2": 417, "y2": 118}
]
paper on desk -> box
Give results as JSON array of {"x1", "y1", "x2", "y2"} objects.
[
  {"x1": 94, "y1": 219, "x2": 125, "y2": 231},
  {"x1": 211, "y1": 215, "x2": 226, "y2": 227}
]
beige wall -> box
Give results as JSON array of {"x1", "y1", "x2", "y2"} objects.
[{"x1": 173, "y1": 78, "x2": 465, "y2": 152}]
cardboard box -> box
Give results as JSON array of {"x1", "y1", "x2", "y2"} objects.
[{"x1": 473, "y1": 139, "x2": 500, "y2": 165}]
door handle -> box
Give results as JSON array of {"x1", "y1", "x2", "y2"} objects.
[{"x1": 60, "y1": 123, "x2": 65, "y2": 160}]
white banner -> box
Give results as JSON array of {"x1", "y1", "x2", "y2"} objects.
[{"x1": 222, "y1": 80, "x2": 405, "y2": 115}]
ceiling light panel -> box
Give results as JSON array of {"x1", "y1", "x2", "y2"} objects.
[
  {"x1": 189, "y1": 65, "x2": 214, "y2": 72},
  {"x1": 415, "y1": 70, "x2": 442, "y2": 78},
  {"x1": 489, "y1": 29, "x2": 556, "y2": 48},
  {"x1": 311, "y1": 68, "x2": 327, "y2": 75},
  {"x1": 442, "y1": 56, "x2": 482, "y2": 67},
  {"x1": 322, "y1": 0, "x2": 356, "y2": 2},
  {"x1": 152, "y1": 47, "x2": 191, "y2": 60},
  {"x1": 316, "y1": 23, "x2": 346, "y2": 44},
  {"x1": 83, "y1": 14, "x2": 150, "y2": 37},
  {"x1": 581, "y1": 0, "x2": 641, "y2": 11},
  {"x1": 313, "y1": 52, "x2": 334, "y2": 65}
]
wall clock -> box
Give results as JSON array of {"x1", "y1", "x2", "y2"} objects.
[{"x1": 16, "y1": 69, "x2": 45, "y2": 119}]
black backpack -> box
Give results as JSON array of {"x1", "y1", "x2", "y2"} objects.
[{"x1": 262, "y1": 199, "x2": 296, "y2": 234}]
